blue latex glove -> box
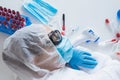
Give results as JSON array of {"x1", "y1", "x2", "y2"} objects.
[{"x1": 69, "y1": 48, "x2": 98, "y2": 70}]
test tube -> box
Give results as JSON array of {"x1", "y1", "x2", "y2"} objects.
[
  {"x1": 12, "y1": 10, "x2": 15, "y2": 15},
  {"x1": 4, "y1": 7, "x2": 7, "y2": 12},
  {"x1": 2, "y1": 12, "x2": 5, "y2": 16},
  {"x1": 116, "y1": 10, "x2": 120, "y2": 32},
  {"x1": 111, "y1": 38, "x2": 118, "y2": 43},
  {"x1": 0, "y1": 7, "x2": 3, "y2": 11},
  {"x1": 0, "y1": 12, "x2": 1, "y2": 15},
  {"x1": 16, "y1": 11, "x2": 20, "y2": 16},
  {"x1": 8, "y1": 9, "x2": 11, "y2": 13},
  {"x1": 10, "y1": 14, "x2": 14, "y2": 19},
  {"x1": 105, "y1": 19, "x2": 117, "y2": 34}
]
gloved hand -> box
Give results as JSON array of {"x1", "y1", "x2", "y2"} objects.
[
  {"x1": 56, "y1": 36, "x2": 98, "y2": 70},
  {"x1": 69, "y1": 48, "x2": 98, "y2": 70}
]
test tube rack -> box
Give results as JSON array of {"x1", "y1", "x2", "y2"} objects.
[{"x1": 0, "y1": 6, "x2": 31, "y2": 35}]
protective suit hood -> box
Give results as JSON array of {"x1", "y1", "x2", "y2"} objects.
[{"x1": 2, "y1": 24, "x2": 65, "y2": 80}]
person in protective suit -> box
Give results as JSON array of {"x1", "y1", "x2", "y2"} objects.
[{"x1": 2, "y1": 24, "x2": 97, "y2": 80}]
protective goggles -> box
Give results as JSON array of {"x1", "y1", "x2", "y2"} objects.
[{"x1": 48, "y1": 30, "x2": 62, "y2": 45}]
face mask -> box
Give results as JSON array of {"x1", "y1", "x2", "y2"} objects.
[
  {"x1": 48, "y1": 30, "x2": 73, "y2": 62},
  {"x1": 56, "y1": 36, "x2": 73, "y2": 62},
  {"x1": 33, "y1": 0, "x2": 57, "y2": 16},
  {"x1": 23, "y1": 0, "x2": 57, "y2": 24}
]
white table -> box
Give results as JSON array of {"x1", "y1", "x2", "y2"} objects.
[{"x1": 0, "y1": 0, "x2": 120, "y2": 80}]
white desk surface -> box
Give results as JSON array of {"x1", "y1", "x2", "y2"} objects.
[{"x1": 0, "y1": 0, "x2": 120, "y2": 80}]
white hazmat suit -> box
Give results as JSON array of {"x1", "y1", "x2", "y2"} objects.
[{"x1": 2, "y1": 24, "x2": 120, "y2": 80}]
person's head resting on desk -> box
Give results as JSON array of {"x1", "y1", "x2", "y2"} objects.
[{"x1": 2, "y1": 24, "x2": 97, "y2": 80}]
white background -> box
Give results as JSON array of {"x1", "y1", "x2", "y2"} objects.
[{"x1": 0, "y1": 0, "x2": 120, "y2": 80}]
